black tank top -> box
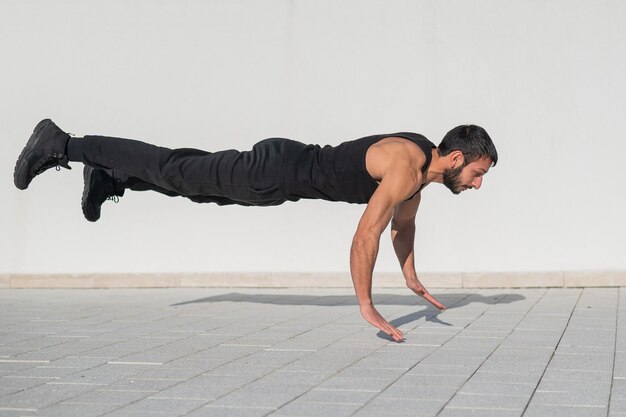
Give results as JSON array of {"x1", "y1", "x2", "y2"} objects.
[{"x1": 283, "y1": 132, "x2": 435, "y2": 204}]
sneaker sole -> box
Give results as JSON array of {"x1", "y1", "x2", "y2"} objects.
[
  {"x1": 81, "y1": 166, "x2": 100, "y2": 222},
  {"x1": 13, "y1": 119, "x2": 53, "y2": 190}
]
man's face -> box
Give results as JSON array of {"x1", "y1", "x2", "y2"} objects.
[{"x1": 443, "y1": 157, "x2": 492, "y2": 195}]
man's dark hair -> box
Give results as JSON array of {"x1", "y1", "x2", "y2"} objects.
[{"x1": 438, "y1": 125, "x2": 498, "y2": 167}]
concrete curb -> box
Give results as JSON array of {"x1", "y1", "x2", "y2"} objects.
[{"x1": 1, "y1": 271, "x2": 625, "y2": 289}]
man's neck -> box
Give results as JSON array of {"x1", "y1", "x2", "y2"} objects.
[{"x1": 425, "y1": 148, "x2": 446, "y2": 184}]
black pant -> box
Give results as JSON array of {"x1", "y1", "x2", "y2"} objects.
[{"x1": 68, "y1": 135, "x2": 292, "y2": 206}]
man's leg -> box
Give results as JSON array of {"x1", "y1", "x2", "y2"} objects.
[
  {"x1": 68, "y1": 135, "x2": 234, "y2": 197},
  {"x1": 67, "y1": 134, "x2": 289, "y2": 203},
  {"x1": 15, "y1": 119, "x2": 288, "y2": 210},
  {"x1": 82, "y1": 166, "x2": 254, "y2": 221},
  {"x1": 81, "y1": 167, "x2": 186, "y2": 222}
]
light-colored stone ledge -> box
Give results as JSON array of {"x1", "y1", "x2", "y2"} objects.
[{"x1": 1, "y1": 271, "x2": 625, "y2": 289}]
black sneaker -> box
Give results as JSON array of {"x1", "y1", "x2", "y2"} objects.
[
  {"x1": 14, "y1": 119, "x2": 71, "y2": 190},
  {"x1": 81, "y1": 166, "x2": 125, "y2": 222}
]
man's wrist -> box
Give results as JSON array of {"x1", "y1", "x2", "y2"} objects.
[
  {"x1": 359, "y1": 300, "x2": 374, "y2": 310},
  {"x1": 404, "y1": 273, "x2": 417, "y2": 283}
]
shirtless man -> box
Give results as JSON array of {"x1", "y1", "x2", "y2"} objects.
[{"x1": 14, "y1": 120, "x2": 498, "y2": 341}]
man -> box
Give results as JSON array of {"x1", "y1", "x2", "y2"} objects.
[{"x1": 14, "y1": 120, "x2": 498, "y2": 341}]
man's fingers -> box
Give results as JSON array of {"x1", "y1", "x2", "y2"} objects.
[
  {"x1": 379, "y1": 321, "x2": 403, "y2": 341},
  {"x1": 362, "y1": 307, "x2": 405, "y2": 341},
  {"x1": 379, "y1": 323, "x2": 404, "y2": 342},
  {"x1": 407, "y1": 279, "x2": 446, "y2": 311},
  {"x1": 422, "y1": 291, "x2": 446, "y2": 310},
  {"x1": 411, "y1": 285, "x2": 446, "y2": 310},
  {"x1": 379, "y1": 318, "x2": 404, "y2": 342}
]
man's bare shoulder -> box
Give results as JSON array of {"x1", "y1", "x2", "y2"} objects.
[{"x1": 365, "y1": 137, "x2": 428, "y2": 182}]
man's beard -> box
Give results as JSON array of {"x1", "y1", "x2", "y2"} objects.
[{"x1": 443, "y1": 165, "x2": 464, "y2": 195}]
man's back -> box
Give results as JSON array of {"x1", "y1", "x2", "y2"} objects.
[{"x1": 282, "y1": 132, "x2": 435, "y2": 203}]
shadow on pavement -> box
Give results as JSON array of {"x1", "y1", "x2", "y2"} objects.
[
  {"x1": 172, "y1": 292, "x2": 526, "y2": 342},
  {"x1": 171, "y1": 292, "x2": 525, "y2": 309}
]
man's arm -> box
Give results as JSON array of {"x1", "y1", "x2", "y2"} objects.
[
  {"x1": 350, "y1": 165, "x2": 419, "y2": 342},
  {"x1": 391, "y1": 194, "x2": 446, "y2": 310}
]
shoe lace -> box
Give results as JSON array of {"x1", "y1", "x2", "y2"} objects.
[
  {"x1": 107, "y1": 195, "x2": 120, "y2": 203},
  {"x1": 37, "y1": 153, "x2": 70, "y2": 174},
  {"x1": 54, "y1": 133, "x2": 74, "y2": 172}
]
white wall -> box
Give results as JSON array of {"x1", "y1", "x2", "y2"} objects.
[{"x1": 2, "y1": 0, "x2": 625, "y2": 275}]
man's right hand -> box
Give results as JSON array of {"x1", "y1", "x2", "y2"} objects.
[{"x1": 360, "y1": 303, "x2": 405, "y2": 342}]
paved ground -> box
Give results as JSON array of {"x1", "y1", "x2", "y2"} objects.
[{"x1": 0, "y1": 287, "x2": 624, "y2": 417}]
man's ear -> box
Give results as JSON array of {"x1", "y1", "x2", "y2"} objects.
[{"x1": 449, "y1": 151, "x2": 465, "y2": 169}]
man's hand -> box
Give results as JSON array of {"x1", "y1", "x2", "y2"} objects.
[
  {"x1": 360, "y1": 303, "x2": 405, "y2": 342},
  {"x1": 406, "y1": 277, "x2": 446, "y2": 311}
]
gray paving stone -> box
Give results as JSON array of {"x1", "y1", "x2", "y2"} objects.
[
  {"x1": 560, "y1": 333, "x2": 615, "y2": 349},
  {"x1": 278, "y1": 357, "x2": 355, "y2": 373},
  {"x1": 555, "y1": 345, "x2": 614, "y2": 356},
  {"x1": 499, "y1": 332, "x2": 562, "y2": 349},
  {"x1": 129, "y1": 366, "x2": 206, "y2": 381},
  {"x1": 547, "y1": 352, "x2": 614, "y2": 372},
  {"x1": 0, "y1": 387, "x2": 24, "y2": 396},
  {"x1": 176, "y1": 345, "x2": 266, "y2": 363},
  {"x1": 536, "y1": 379, "x2": 611, "y2": 393},
  {"x1": 114, "y1": 398, "x2": 207, "y2": 415},
  {"x1": 164, "y1": 357, "x2": 229, "y2": 371},
  {"x1": 351, "y1": 398, "x2": 446, "y2": 417},
  {"x1": 0, "y1": 382, "x2": 98, "y2": 409},
  {"x1": 296, "y1": 388, "x2": 378, "y2": 404},
  {"x1": 532, "y1": 371, "x2": 614, "y2": 409},
  {"x1": 353, "y1": 351, "x2": 430, "y2": 369},
  {"x1": 115, "y1": 345, "x2": 203, "y2": 364},
  {"x1": 334, "y1": 366, "x2": 406, "y2": 380},
  {"x1": 458, "y1": 381, "x2": 536, "y2": 396},
  {"x1": 442, "y1": 336, "x2": 503, "y2": 351},
  {"x1": 0, "y1": 409, "x2": 38, "y2": 417},
  {"x1": 611, "y1": 398, "x2": 626, "y2": 412},
  {"x1": 269, "y1": 400, "x2": 362, "y2": 417},
  {"x1": 43, "y1": 355, "x2": 111, "y2": 368},
  {"x1": 53, "y1": 364, "x2": 138, "y2": 385},
  {"x1": 63, "y1": 388, "x2": 153, "y2": 405},
  {"x1": 314, "y1": 376, "x2": 393, "y2": 391},
  {"x1": 612, "y1": 379, "x2": 626, "y2": 398},
  {"x1": 208, "y1": 389, "x2": 305, "y2": 409},
  {"x1": 0, "y1": 288, "x2": 623, "y2": 417},
  {"x1": 254, "y1": 371, "x2": 331, "y2": 386},
  {"x1": 0, "y1": 362, "x2": 45, "y2": 375},
  {"x1": 104, "y1": 376, "x2": 183, "y2": 391},
  {"x1": 438, "y1": 408, "x2": 523, "y2": 417},
  {"x1": 378, "y1": 383, "x2": 458, "y2": 400},
  {"x1": 225, "y1": 350, "x2": 313, "y2": 369},
  {"x1": 6, "y1": 365, "x2": 85, "y2": 380},
  {"x1": 11, "y1": 345, "x2": 90, "y2": 361},
  {"x1": 487, "y1": 347, "x2": 555, "y2": 364},
  {"x1": 4, "y1": 336, "x2": 68, "y2": 350},
  {"x1": 394, "y1": 373, "x2": 469, "y2": 388},
  {"x1": 470, "y1": 370, "x2": 544, "y2": 384},
  {"x1": 400, "y1": 330, "x2": 457, "y2": 345},
  {"x1": 186, "y1": 405, "x2": 274, "y2": 417},
  {"x1": 0, "y1": 375, "x2": 50, "y2": 389},
  {"x1": 203, "y1": 364, "x2": 275, "y2": 380},
  {"x1": 446, "y1": 392, "x2": 529, "y2": 410},
  {"x1": 568, "y1": 318, "x2": 616, "y2": 330},
  {"x1": 150, "y1": 374, "x2": 251, "y2": 400},
  {"x1": 477, "y1": 361, "x2": 547, "y2": 375},
  {"x1": 37, "y1": 401, "x2": 120, "y2": 417},
  {"x1": 407, "y1": 363, "x2": 479, "y2": 376},
  {"x1": 419, "y1": 351, "x2": 487, "y2": 367},
  {"x1": 524, "y1": 404, "x2": 607, "y2": 417}
]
